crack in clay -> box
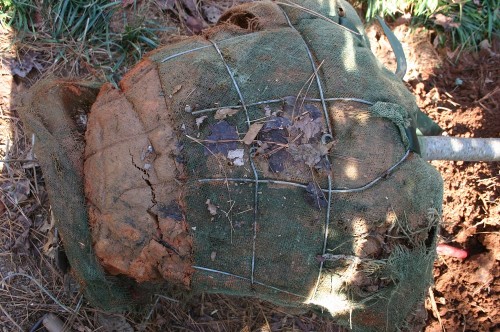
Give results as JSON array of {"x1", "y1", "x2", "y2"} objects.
[
  {"x1": 129, "y1": 151, "x2": 157, "y2": 206},
  {"x1": 143, "y1": 177, "x2": 157, "y2": 205},
  {"x1": 154, "y1": 238, "x2": 181, "y2": 256},
  {"x1": 146, "y1": 208, "x2": 181, "y2": 257},
  {"x1": 131, "y1": 151, "x2": 183, "y2": 259}
]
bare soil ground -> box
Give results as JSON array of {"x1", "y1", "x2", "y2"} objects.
[
  {"x1": 369, "y1": 23, "x2": 499, "y2": 331},
  {"x1": 415, "y1": 48, "x2": 499, "y2": 332},
  {"x1": 0, "y1": 2, "x2": 498, "y2": 331}
]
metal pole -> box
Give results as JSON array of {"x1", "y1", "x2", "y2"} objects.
[{"x1": 418, "y1": 136, "x2": 500, "y2": 161}]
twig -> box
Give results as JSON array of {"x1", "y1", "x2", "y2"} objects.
[
  {"x1": 291, "y1": 65, "x2": 317, "y2": 122},
  {"x1": 156, "y1": 294, "x2": 180, "y2": 303},
  {"x1": 264, "y1": 132, "x2": 303, "y2": 158},
  {"x1": 63, "y1": 294, "x2": 84, "y2": 330},
  {"x1": 144, "y1": 299, "x2": 177, "y2": 326},
  {"x1": 259, "y1": 307, "x2": 272, "y2": 331},
  {"x1": 145, "y1": 296, "x2": 160, "y2": 321},
  {"x1": 428, "y1": 287, "x2": 446, "y2": 332},
  {"x1": 0, "y1": 191, "x2": 32, "y2": 226},
  {"x1": 219, "y1": 199, "x2": 236, "y2": 242},
  {"x1": 297, "y1": 60, "x2": 325, "y2": 121},
  {"x1": 477, "y1": 86, "x2": 499, "y2": 103}
]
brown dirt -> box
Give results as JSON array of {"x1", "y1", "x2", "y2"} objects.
[
  {"x1": 368, "y1": 23, "x2": 499, "y2": 332},
  {"x1": 419, "y1": 53, "x2": 499, "y2": 332},
  {"x1": 0, "y1": 2, "x2": 498, "y2": 332}
]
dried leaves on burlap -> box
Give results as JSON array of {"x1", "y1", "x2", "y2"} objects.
[{"x1": 199, "y1": 98, "x2": 332, "y2": 175}]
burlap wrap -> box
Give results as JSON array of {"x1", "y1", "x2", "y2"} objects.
[{"x1": 19, "y1": 1, "x2": 443, "y2": 330}]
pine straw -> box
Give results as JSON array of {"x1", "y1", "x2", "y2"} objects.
[{"x1": 0, "y1": 100, "x2": 81, "y2": 329}]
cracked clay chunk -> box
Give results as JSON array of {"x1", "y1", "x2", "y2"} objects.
[{"x1": 84, "y1": 59, "x2": 193, "y2": 287}]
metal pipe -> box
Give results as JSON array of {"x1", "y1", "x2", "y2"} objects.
[{"x1": 418, "y1": 136, "x2": 500, "y2": 161}]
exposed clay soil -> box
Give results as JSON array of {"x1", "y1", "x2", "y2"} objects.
[
  {"x1": 0, "y1": 2, "x2": 498, "y2": 331},
  {"x1": 418, "y1": 55, "x2": 499, "y2": 332},
  {"x1": 368, "y1": 23, "x2": 499, "y2": 332}
]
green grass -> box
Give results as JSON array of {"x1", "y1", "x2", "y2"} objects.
[
  {"x1": 0, "y1": 0, "x2": 168, "y2": 82},
  {"x1": 1, "y1": 0, "x2": 38, "y2": 33},
  {"x1": 360, "y1": 0, "x2": 499, "y2": 50},
  {"x1": 1, "y1": 0, "x2": 498, "y2": 79}
]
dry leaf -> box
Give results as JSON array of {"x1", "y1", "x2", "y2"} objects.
[
  {"x1": 41, "y1": 213, "x2": 57, "y2": 258},
  {"x1": 314, "y1": 156, "x2": 331, "y2": 174},
  {"x1": 214, "y1": 108, "x2": 239, "y2": 120},
  {"x1": 303, "y1": 104, "x2": 322, "y2": 120},
  {"x1": 172, "y1": 84, "x2": 182, "y2": 94},
  {"x1": 288, "y1": 143, "x2": 322, "y2": 167},
  {"x1": 243, "y1": 123, "x2": 264, "y2": 145},
  {"x1": 258, "y1": 118, "x2": 290, "y2": 173},
  {"x1": 39, "y1": 213, "x2": 55, "y2": 233},
  {"x1": 97, "y1": 313, "x2": 134, "y2": 332},
  {"x1": 432, "y1": 13, "x2": 460, "y2": 29},
  {"x1": 202, "y1": 5, "x2": 222, "y2": 24},
  {"x1": 10, "y1": 52, "x2": 43, "y2": 78},
  {"x1": 43, "y1": 231, "x2": 57, "y2": 259},
  {"x1": 169, "y1": 84, "x2": 182, "y2": 98},
  {"x1": 314, "y1": 141, "x2": 335, "y2": 173},
  {"x1": 287, "y1": 142, "x2": 333, "y2": 168},
  {"x1": 1, "y1": 179, "x2": 31, "y2": 205},
  {"x1": 205, "y1": 121, "x2": 238, "y2": 156},
  {"x1": 206, "y1": 199, "x2": 217, "y2": 215},
  {"x1": 292, "y1": 114, "x2": 323, "y2": 143},
  {"x1": 262, "y1": 116, "x2": 291, "y2": 131},
  {"x1": 196, "y1": 115, "x2": 208, "y2": 128},
  {"x1": 269, "y1": 149, "x2": 288, "y2": 173},
  {"x1": 255, "y1": 142, "x2": 269, "y2": 155},
  {"x1": 11, "y1": 228, "x2": 30, "y2": 252},
  {"x1": 227, "y1": 149, "x2": 244, "y2": 166},
  {"x1": 320, "y1": 141, "x2": 336, "y2": 155},
  {"x1": 282, "y1": 95, "x2": 299, "y2": 114},
  {"x1": 13, "y1": 179, "x2": 31, "y2": 204}
]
